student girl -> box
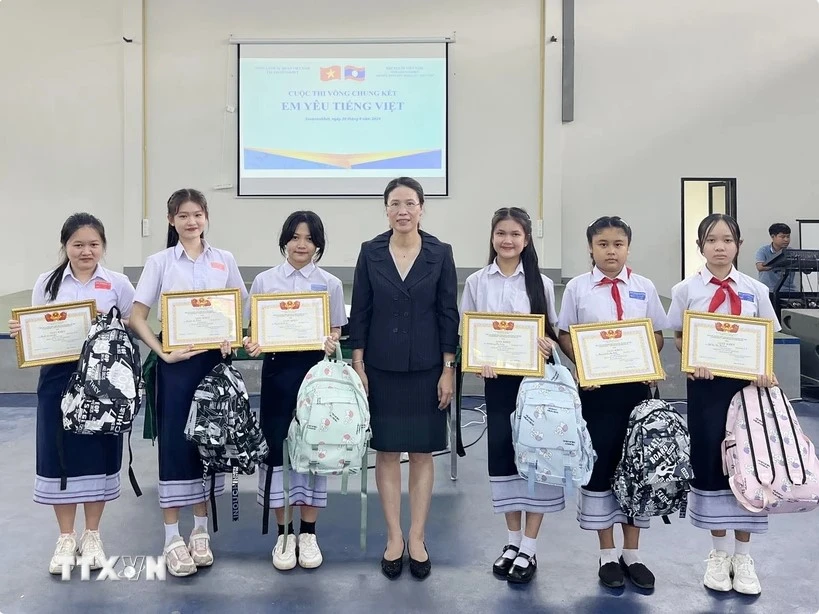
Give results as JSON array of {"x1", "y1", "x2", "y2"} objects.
[
  {"x1": 242, "y1": 211, "x2": 347, "y2": 571},
  {"x1": 8, "y1": 213, "x2": 135, "y2": 574},
  {"x1": 129, "y1": 188, "x2": 247, "y2": 577},
  {"x1": 460, "y1": 206, "x2": 559, "y2": 584},
  {"x1": 667, "y1": 213, "x2": 778, "y2": 595},
  {"x1": 557, "y1": 216, "x2": 667, "y2": 590}
]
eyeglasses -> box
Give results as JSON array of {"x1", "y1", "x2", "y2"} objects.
[
  {"x1": 494, "y1": 206, "x2": 531, "y2": 219},
  {"x1": 387, "y1": 202, "x2": 421, "y2": 210}
]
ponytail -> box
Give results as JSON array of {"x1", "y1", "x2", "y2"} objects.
[
  {"x1": 166, "y1": 225, "x2": 180, "y2": 248},
  {"x1": 44, "y1": 259, "x2": 71, "y2": 302}
]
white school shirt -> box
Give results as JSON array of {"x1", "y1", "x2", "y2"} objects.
[
  {"x1": 32, "y1": 265, "x2": 135, "y2": 317},
  {"x1": 133, "y1": 241, "x2": 247, "y2": 318},
  {"x1": 246, "y1": 260, "x2": 348, "y2": 328},
  {"x1": 557, "y1": 266, "x2": 668, "y2": 332},
  {"x1": 459, "y1": 260, "x2": 558, "y2": 327},
  {"x1": 667, "y1": 266, "x2": 781, "y2": 332}
]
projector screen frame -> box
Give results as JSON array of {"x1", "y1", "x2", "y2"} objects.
[{"x1": 234, "y1": 37, "x2": 453, "y2": 198}]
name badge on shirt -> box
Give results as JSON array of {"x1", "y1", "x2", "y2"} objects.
[
  {"x1": 94, "y1": 280, "x2": 112, "y2": 290},
  {"x1": 310, "y1": 284, "x2": 328, "y2": 291},
  {"x1": 210, "y1": 261, "x2": 226, "y2": 271},
  {"x1": 738, "y1": 292, "x2": 755, "y2": 302},
  {"x1": 628, "y1": 291, "x2": 646, "y2": 300}
]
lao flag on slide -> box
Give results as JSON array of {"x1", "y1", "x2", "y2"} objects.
[
  {"x1": 344, "y1": 65, "x2": 366, "y2": 81},
  {"x1": 320, "y1": 65, "x2": 342, "y2": 81}
]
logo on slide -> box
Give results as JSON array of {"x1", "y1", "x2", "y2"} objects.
[{"x1": 320, "y1": 65, "x2": 366, "y2": 82}]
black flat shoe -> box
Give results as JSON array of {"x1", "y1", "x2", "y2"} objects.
[
  {"x1": 381, "y1": 541, "x2": 405, "y2": 580},
  {"x1": 506, "y1": 554, "x2": 537, "y2": 584},
  {"x1": 409, "y1": 543, "x2": 431, "y2": 580},
  {"x1": 492, "y1": 544, "x2": 520, "y2": 577},
  {"x1": 619, "y1": 556, "x2": 655, "y2": 589},
  {"x1": 599, "y1": 559, "x2": 625, "y2": 588}
]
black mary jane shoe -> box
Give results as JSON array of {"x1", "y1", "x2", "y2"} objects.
[
  {"x1": 506, "y1": 553, "x2": 537, "y2": 584},
  {"x1": 619, "y1": 556, "x2": 655, "y2": 590},
  {"x1": 409, "y1": 543, "x2": 431, "y2": 580},
  {"x1": 381, "y1": 541, "x2": 405, "y2": 580},
  {"x1": 598, "y1": 559, "x2": 625, "y2": 588},
  {"x1": 492, "y1": 544, "x2": 520, "y2": 577}
]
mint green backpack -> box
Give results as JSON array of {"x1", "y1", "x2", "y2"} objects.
[{"x1": 282, "y1": 346, "x2": 371, "y2": 549}]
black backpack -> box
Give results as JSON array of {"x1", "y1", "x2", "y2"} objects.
[
  {"x1": 613, "y1": 398, "x2": 693, "y2": 523},
  {"x1": 60, "y1": 306, "x2": 143, "y2": 495},
  {"x1": 184, "y1": 359, "x2": 268, "y2": 531}
]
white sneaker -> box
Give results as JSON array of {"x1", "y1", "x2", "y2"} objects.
[
  {"x1": 272, "y1": 534, "x2": 297, "y2": 570},
  {"x1": 298, "y1": 533, "x2": 323, "y2": 569},
  {"x1": 703, "y1": 549, "x2": 732, "y2": 592},
  {"x1": 188, "y1": 527, "x2": 214, "y2": 567},
  {"x1": 164, "y1": 536, "x2": 197, "y2": 577},
  {"x1": 79, "y1": 530, "x2": 106, "y2": 571},
  {"x1": 49, "y1": 533, "x2": 78, "y2": 575},
  {"x1": 732, "y1": 553, "x2": 762, "y2": 595}
]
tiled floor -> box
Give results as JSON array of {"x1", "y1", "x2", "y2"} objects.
[{"x1": 1, "y1": 394, "x2": 818, "y2": 614}]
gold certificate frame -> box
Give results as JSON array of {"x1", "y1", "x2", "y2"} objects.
[
  {"x1": 250, "y1": 291, "x2": 331, "y2": 353},
  {"x1": 569, "y1": 318, "x2": 664, "y2": 387},
  {"x1": 681, "y1": 310, "x2": 774, "y2": 381},
  {"x1": 462, "y1": 312, "x2": 545, "y2": 377},
  {"x1": 12, "y1": 300, "x2": 97, "y2": 368},
  {"x1": 160, "y1": 289, "x2": 243, "y2": 353}
]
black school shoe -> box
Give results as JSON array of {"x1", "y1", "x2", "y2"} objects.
[
  {"x1": 599, "y1": 559, "x2": 625, "y2": 588},
  {"x1": 507, "y1": 554, "x2": 537, "y2": 584},
  {"x1": 409, "y1": 543, "x2": 431, "y2": 580},
  {"x1": 619, "y1": 556, "x2": 655, "y2": 589},
  {"x1": 381, "y1": 541, "x2": 405, "y2": 580},
  {"x1": 492, "y1": 545, "x2": 520, "y2": 577}
]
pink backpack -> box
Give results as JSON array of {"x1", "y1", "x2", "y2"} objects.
[{"x1": 723, "y1": 385, "x2": 819, "y2": 514}]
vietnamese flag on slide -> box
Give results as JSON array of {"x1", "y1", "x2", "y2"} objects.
[
  {"x1": 320, "y1": 65, "x2": 342, "y2": 81},
  {"x1": 344, "y1": 65, "x2": 366, "y2": 81}
]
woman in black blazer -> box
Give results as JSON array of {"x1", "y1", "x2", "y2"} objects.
[{"x1": 349, "y1": 177, "x2": 459, "y2": 580}]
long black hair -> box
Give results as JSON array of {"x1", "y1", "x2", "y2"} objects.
[
  {"x1": 166, "y1": 188, "x2": 208, "y2": 248},
  {"x1": 44, "y1": 213, "x2": 107, "y2": 301},
  {"x1": 279, "y1": 211, "x2": 327, "y2": 262},
  {"x1": 489, "y1": 207, "x2": 557, "y2": 341}
]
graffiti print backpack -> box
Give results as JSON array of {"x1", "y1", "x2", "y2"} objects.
[
  {"x1": 613, "y1": 397, "x2": 693, "y2": 523},
  {"x1": 60, "y1": 306, "x2": 144, "y2": 495},
  {"x1": 184, "y1": 359, "x2": 268, "y2": 530},
  {"x1": 280, "y1": 346, "x2": 371, "y2": 549},
  {"x1": 723, "y1": 385, "x2": 819, "y2": 514},
  {"x1": 511, "y1": 353, "x2": 596, "y2": 493}
]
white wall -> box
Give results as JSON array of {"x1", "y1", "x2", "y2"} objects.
[
  {"x1": 563, "y1": 0, "x2": 819, "y2": 295},
  {"x1": 0, "y1": 0, "x2": 125, "y2": 295},
  {"x1": 143, "y1": 0, "x2": 559, "y2": 274},
  {"x1": 682, "y1": 181, "x2": 709, "y2": 279}
]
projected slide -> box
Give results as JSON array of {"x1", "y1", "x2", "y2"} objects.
[{"x1": 238, "y1": 43, "x2": 448, "y2": 196}]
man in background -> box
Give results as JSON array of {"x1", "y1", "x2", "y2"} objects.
[{"x1": 756, "y1": 223, "x2": 798, "y2": 293}]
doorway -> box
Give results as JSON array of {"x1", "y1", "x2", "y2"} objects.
[{"x1": 680, "y1": 178, "x2": 737, "y2": 280}]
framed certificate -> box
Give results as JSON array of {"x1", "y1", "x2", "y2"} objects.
[
  {"x1": 161, "y1": 289, "x2": 243, "y2": 353},
  {"x1": 12, "y1": 300, "x2": 97, "y2": 368},
  {"x1": 461, "y1": 312, "x2": 545, "y2": 377},
  {"x1": 569, "y1": 318, "x2": 665, "y2": 387},
  {"x1": 681, "y1": 311, "x2": 774, "y2": 380},
  {"x1": 250, "y1": 292, "x2": 330, "y2": 352}
]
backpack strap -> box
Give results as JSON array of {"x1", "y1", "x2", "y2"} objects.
[
  {"x1": 207, "y1": 464, "x2": 219, "y2": 533},
  {"x1": 262, "y1": 460, "x2": 273, "y2": 535},
  {"x1": 454, "y1": 362, "x2": 465, "y2": 457},
  {"x1": 231, "y1": 466, "x2": 239, "y2": 522},
  {"x1": 281, "y1": 439, "x2": 291, "y2": 554},
  {"x1": 57, "y1": 426, "x2": 68, "y2": 491},
  {"x1": 360, "y1": 447, "x2": 368, "y2": 552},
  {"x1": 126, "y1": 432, "x2": 142, "y2": 497}
]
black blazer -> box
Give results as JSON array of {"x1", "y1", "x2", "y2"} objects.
[{"x1": 348, "y1": 230, "x2": 459, "y2": 372}]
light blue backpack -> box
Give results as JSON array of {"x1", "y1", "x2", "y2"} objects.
[
  {"x1": 282, "y1": 346, "x2": 371, "y2": 549},
  {"x1": 511, "y1": 353, "x2": 596, "y2": 493}
]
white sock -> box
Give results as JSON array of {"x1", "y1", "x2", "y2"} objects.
[
  {"x1": 514, "y1": 536, "x2": 537, "y2": 569},
  {"x1": 193, "y1": 515, "x2": 208, "y2": 532},
  {"x1": 621, "y1": 548, "x2": 642, "y2": 566},
  {"x1": 164, "y1": 522, "x2": 180, "y2": 547},
  {"x1": 734, "y1": 539, "x2": 751, "y2": 556},
  {"x1": 504, "y1": 530, "x2": 523, "y2": 560},
  {"x1": 600, "y1": 548, "x2": 618, "y2": 565},
  {"x1": 712, "y1": 534, "x2": 731, "y2": 555}
]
